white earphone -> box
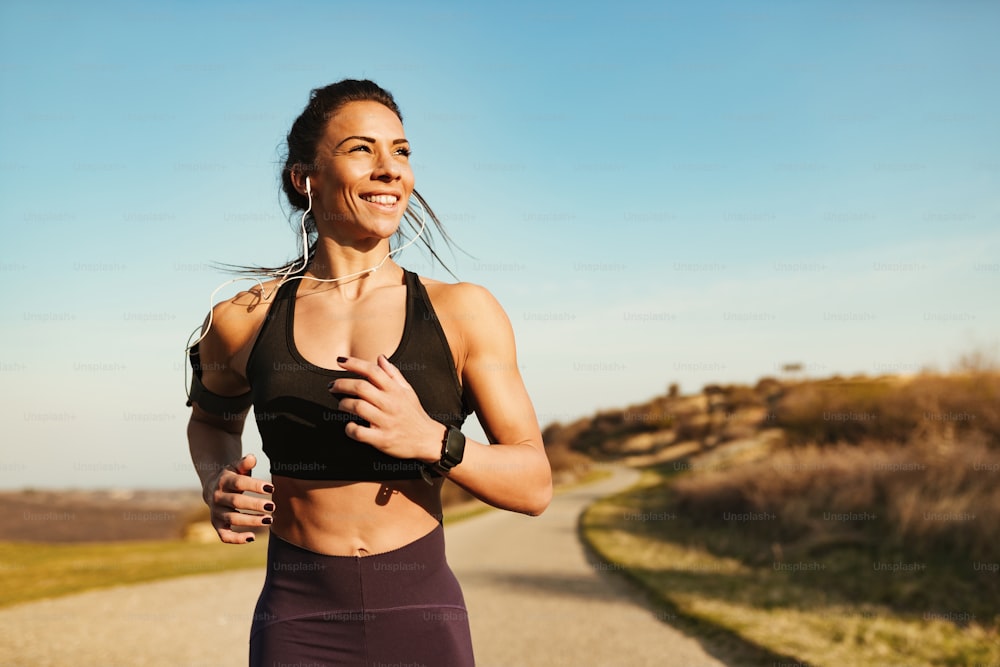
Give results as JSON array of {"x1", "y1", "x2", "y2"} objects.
[{"x1": 183, "y1": 180, "x2": 429, "y2": 399}]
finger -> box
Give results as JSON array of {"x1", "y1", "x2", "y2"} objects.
[
  {"x1": 219, "y1": 467, "x2": 273, "y2": 496},
  {"x1": 377, "y1": 353, "x2": 410, "y2": 387},
  {"x1": 220, "y1": 470, "x2": 258, "y2": 494},
  {"x1": 336, "y1": 355, "x2": 390, "y2": 389},
  {"x1": 231, "y1": 453, "x2": 257, "y2": 476},
  {"x1": 213, "y1": 522, "x2": 258, "y2": 545},
  {"x1": 337, "y1": 397, "x2": 379, "y2": 424},
  {"x1": 211, "y1": 510, "x2": 262, "y2": 541},
  {"x1": 344, "y1": 419, "x2": 376, "y2": 445},
  {"x1": 328, "y1": 378, "x2": 382, "y2": 406},
  {"x1": 217, "y1": 509, "x2": 271, "y2": 528},
  {"x1": 328, "y1": 377, "x2": 359, "y2": 395},
  {"x1": 215, "y1": 489, "x2": 276, "y2": 515}
]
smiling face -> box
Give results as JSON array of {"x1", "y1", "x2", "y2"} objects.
[{"x1": 308, "y1": 100, "x2": 415, "y2": 247}]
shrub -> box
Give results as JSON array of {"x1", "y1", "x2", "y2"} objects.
[{"x1": 671, "y1": 435, "x2": 1000, "y2": 563}]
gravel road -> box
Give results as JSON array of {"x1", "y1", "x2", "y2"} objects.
[{"x1": 0, "y1": 466, "x2": 727, "y2": 666}]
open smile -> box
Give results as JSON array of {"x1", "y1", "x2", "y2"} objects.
[{"x1": 359, "y1": 193, "x2": 401, "y2": 210}]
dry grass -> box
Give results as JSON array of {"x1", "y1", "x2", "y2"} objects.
[
  {"x1": 578, "y1": 370, "x2": 1000, "y2": 664},
  {"x1": 773, "y1": 372, "x2": 1000, "y2": 447},
  {"x1": 672, "y1": 436, "x2": 1000, "y2": 565},
  {"x1": 582, "y1": 465, "x2": 1000, "y2": 667}
]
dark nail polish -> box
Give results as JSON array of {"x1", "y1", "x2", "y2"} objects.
[
  {"x1": 246, "y1": 536, "x2": 255, "y2": 543},
  {"x1": 262, "y1": 516, "x2": 273, "y2": 525},
  {"x1": 264, "y1": 503, "x2": 275, "y2": 511},
  {"x1": 337, "y1": 356, "x2": 348, "y2": 363},
  {"x1": 327, "y1": 381, "x2": 335, "y2": 389},
  {"x1": 263, "y1": 484, "x2": 274, "y2": 493}
]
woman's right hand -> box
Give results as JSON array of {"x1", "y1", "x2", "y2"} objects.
[{"x1": 204, "y1": 453, "x2": 275, "y2": 544}]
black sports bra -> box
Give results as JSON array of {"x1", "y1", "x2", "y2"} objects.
[{"x1": 244, "y1": 269, "x2": 470, "y2": 481}]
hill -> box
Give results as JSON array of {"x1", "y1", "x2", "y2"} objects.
[{"x1": 566, "y1": 369, "x2": 1000, "y2": 665}]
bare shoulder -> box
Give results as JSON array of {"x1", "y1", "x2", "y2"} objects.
[
  {"x1": 419, "y1": 276, "x2": 516, "y2": 368},
  {"x1": 419, "y1": 277, "x2": 510, "y2": 327},
  {"x1": 198, "y1": 278, "x2": 283, "y2": 372}
]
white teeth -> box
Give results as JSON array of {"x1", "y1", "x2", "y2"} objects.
[{"x1": 361, "y1": 194, "x2": 398, "y2": 206}]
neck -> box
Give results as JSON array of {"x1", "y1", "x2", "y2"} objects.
[
  {"x1": 310, "y1": 235, "x2": 394, "y2": 276},
  {"x1": 301, "y1": 237, "x2": 401, "y2": 295}
]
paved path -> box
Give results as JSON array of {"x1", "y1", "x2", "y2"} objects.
[
  {"x1": 0, "y1": 467, "x2": 726, "y2": 666},
  {"x1": 448, "y1": 466, "x2": 726, "y2": 667}
]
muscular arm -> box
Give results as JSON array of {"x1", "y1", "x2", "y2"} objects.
[
  {"x1": 187, "y1": 405, "x2": 246, "y2": 498},
  {"x1": 186, "y1": 303, "x2": 274, "y2": 543},
  {"x1": 328, "y1": 281, "x2": 553, "y2": 516},
  {"x1": 441, "y1": 284, "x2": 552, "y2": 515}
]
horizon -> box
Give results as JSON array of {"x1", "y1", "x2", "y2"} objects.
[{"x1": 4, "y1": 364, "x2": 993, "y2": 491}]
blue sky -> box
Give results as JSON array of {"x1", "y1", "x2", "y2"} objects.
[{"x1": 1, "y1": 0, "x2": 998, "y2": 488}]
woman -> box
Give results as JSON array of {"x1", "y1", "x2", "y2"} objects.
[{"x1": 186, "y1": 79, "x2": 552, "y2": 666}]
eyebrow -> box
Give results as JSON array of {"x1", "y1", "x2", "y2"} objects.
[{"x1": 335, "y1": 135, "x2": 409, "y2": 148}]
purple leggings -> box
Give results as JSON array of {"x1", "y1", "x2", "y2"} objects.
[{"x1": 249, "y1": 524, "x2": 475, "y2": 666}]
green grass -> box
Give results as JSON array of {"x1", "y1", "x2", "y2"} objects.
[
  {"x1": 0, "y1": 537, "x2": 267, "y2": 609},
  {"x1": 581, "y1": 464, "x2": 1000, "y2": 667}
]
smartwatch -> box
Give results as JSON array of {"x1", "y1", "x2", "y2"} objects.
[{"x1": 434, "y1": 426, "x2": 466, "y2": 473}]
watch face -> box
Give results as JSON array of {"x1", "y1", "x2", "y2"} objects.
[{"x1": 444, "y1": 427, "x2": 466, "y2": 465}]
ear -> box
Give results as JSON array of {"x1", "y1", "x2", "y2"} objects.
[{"x1": 289, "y1": 168, "x2": 310, "y2": 197}]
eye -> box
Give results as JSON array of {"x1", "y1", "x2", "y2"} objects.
[
  {"x1": 395, "y1": 146, "x2": 411, "y2": 157},
  {"x1": 349, "y1": 144, "x2": 372, "y2": 153}
]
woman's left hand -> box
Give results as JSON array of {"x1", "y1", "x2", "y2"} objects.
[{"x1": 329, "y1": 354, "x2": 444, "y2": 462}]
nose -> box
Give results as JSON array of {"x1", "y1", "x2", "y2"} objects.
[{"x1": 372, "y1": 146, "x2": 401, "y2": 181}]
